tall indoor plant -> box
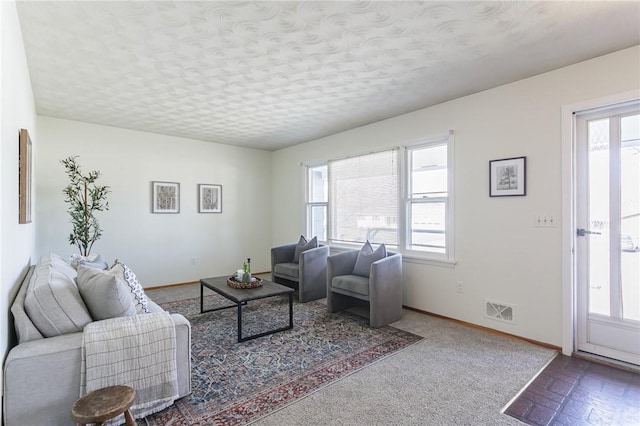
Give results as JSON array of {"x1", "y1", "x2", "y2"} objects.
[{"x1": 61, "y1": 156, "x2": 110, "y2": 256}]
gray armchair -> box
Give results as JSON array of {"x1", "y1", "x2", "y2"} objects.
[
  {"x1": 327, "y1": 249, "x2": 403, "y2": 328},
  {"x1": 271, "y1": 243, "x2": 329, "y2": 302}
]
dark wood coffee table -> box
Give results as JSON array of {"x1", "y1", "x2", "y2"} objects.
[{"x1": 200, "y1": 276, "x2": 294, "y2": 342}]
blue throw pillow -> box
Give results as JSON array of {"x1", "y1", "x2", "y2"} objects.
[{"x1": 352, "y1": 241, "x2": 387, "y2": 277}]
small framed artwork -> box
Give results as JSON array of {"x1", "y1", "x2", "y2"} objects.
[
  {"x1": 19, "y1": 129, "x2": 32, "y2": 224},
  {"x1": 489, "y1": 156, "x2": 526, "y2": 197},
  {"x1": 198, "y1": 184, "x2": 222, "y2": 213},
  {"x1": 152, "y1": 181, "x2": 180, "y2": 213}
]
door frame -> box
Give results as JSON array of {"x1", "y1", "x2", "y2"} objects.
[{"x1": 561, "y1": 90, "x2": 640, "y2": 357}]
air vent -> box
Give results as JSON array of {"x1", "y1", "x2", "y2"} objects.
[{"x1": 484, "y1": 299, "x2": 516, "y2": 324}]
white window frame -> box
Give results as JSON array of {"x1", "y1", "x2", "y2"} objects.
[
  {"x1": 304, "y1": 131, "x2": 455, "y2": 267},
  {"x1": 305, "y1": 164, "x2": 328, "y2": 241},
  {"x1": 402, "y1": 132, "x2": 455, "y2": 266}
]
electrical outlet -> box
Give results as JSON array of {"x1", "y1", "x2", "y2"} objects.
[
  {"x1": 456, "y1": 281, "x2": 463, "y2": 293},
  {"x1": 190, "y1": 257, "x2": 196, "y2": 265}
]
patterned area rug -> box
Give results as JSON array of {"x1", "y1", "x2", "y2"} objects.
[{"x1": 145, "y1": 294, "x2": 422, "y2": 425}]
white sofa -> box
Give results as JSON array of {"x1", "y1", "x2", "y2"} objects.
[{"x1": 3, "y1": 254, "x2": 191, "y2": 426}]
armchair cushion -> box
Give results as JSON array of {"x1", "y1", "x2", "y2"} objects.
[
  {"x1": 353, "y1": 242, "x2": 387, "y2": 277},
  {"x1": 273, "y1": 262, "x2": 300, "y2": 279},
  {"x1": 331, "y1": 274, "x2": 370, "y2": 297},
  {"x1": 293, "y1": 235, "x2": 318, "y2": 263}
]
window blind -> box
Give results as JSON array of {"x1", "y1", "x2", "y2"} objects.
[{"x1": 329, "y1": 149, "x2": 399, "y2": 246}]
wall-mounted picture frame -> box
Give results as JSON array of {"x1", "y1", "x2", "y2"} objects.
[
  {"x1": 198, "y1": 184, "x2": 222, "y2": 213},
  {"x1": 489, "y1": 156, "x2": 526, "y2": 197},
  {"x1": 152, "y1": 181, "x2": 180, "y2": 213},
  {"x1": 19, "y1": 129, "x2": 32, "y2": 224}
]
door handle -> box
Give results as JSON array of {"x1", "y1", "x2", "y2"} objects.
[{"x1": 577, "y1": 228, "x2": 602, "y2": 237}]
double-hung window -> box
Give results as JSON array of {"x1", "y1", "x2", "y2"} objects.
[
  {"x1": 305, "y1": 132, "x2": 454, "y2": 264},
  {"x1": 405, "y1": 136, "x2": 453, "y2": 261},
  {"x1": 306, "y1": 164, "x2": 328, "y2": 241}
]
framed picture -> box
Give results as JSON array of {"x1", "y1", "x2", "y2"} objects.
[
  {"x1": 198, "y1": 184, "x2": 222, "y2": 213},
  {"x1": 489, "y1": 156, "x2": 526, "y2": 197},
  {"x1": 152, "y1": 181, "x2": 180, "y2": 213},
  {"x1": 19, "y1": 129, "x2": 32, "y2": 224}
]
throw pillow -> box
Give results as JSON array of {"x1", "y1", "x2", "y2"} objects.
[
  {"x1": 44, "y1": 252, "x2": 78, "y2": 280},
  {"x1": 76, "y1": 265, "x2": 137, "y2": 320},
  {"x1": 292, "y1": 235, "x2": 307, "y2": 262},
  {"x1": 24, "y1": 255, "x2": 93, "y2": 337},
  {"x1": 293, "y1": 235, "x2": 318, "y2": 263},
  {"x1": 352, "y1": 241, "x2": 387, "y2": 277},
  {"x1": 113, "y1": 260, "x2": 150, "y2": 314}
]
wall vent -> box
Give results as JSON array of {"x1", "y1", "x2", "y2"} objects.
[{"x1": 484, "y1": 299, "x2": 516, "y2": 324}]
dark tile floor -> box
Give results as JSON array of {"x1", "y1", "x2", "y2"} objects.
[{"x1": 505, "y1": 354, "x2": 640, "y2": 426}]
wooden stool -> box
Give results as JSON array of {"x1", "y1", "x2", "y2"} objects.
[{"x1": 71, "y1": 385, "x2": 136, "y2": 426}]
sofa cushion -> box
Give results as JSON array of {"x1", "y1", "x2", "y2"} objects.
[
  {"x1": 273, "y1": 262, "x2": 300, "y2": 280},
  {"x1": 293, "y1": 235, "x2": 318, "y2": 263},
  {"x1": 10, "y1": 266, "x2": 44, "y2": 344},
  {"x1": 46, "y1": 252, "x2": 78, "y2": 280},
  {"x1": 114, "y1": 260, "x2": 150, "y2": 314},
  {"x1": 24, "y1": 254, "x2": 93, "y2": 337},
  {"x1": 353, "y1": 242, "x2": 387, "y2": 277},
  {"x1": 76, "y1": 265, "x2": 137, "y2": 320},
  {"x1": 331, "y1": 274, "x2": 370, "y2": 297}
]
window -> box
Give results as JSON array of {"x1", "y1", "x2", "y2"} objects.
[
  {"x1": 305, "y1": 132, "x2": 454, "y2": 264},
  {"x1": 306, "y1": 165, "x2": 328, "y2": 241},
  {"x1": 406, "y1": 139, "x2": 451, "y2": 259}
]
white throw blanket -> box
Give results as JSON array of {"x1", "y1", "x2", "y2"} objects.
[{"x1": 80, "y1": 312, "x2": 179, "y2": 425}]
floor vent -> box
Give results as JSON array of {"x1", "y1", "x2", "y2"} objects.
[{"x1": 484, "y1": 299, "x2": 516, "y2": 324}]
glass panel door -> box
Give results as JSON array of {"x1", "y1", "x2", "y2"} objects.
[
  {"x1": 587, "y1": 118, "x2": 611, "y2": 316},
  {"x1": 576, "y1": 104, "x2": 640, "y2": 366},
  {"x1": 620, "y1": 115, "x2": 640, "y2": 321}
]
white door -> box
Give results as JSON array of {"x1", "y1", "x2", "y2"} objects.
[{"x1": 575, "y1": 102, "x2": 640, "y2": 366}]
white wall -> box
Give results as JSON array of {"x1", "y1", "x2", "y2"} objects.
[
  {"x1": 272, "y1": 46, "x2": 640, "y2": 347},
  {"x1": 36, "y1": 117, "x2": 273, "y2": 287},
  {"x1": 1, "y1": 0, "x2": 37, "y2": 401}
]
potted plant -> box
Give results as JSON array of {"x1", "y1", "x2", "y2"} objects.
[{"x1": 61, "y1": 156, "x2": 110, "y2": 256}]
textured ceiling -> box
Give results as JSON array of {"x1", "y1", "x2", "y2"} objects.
[{"x1": 16, "y1": 1, "x2": 640, "y2": 151}]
